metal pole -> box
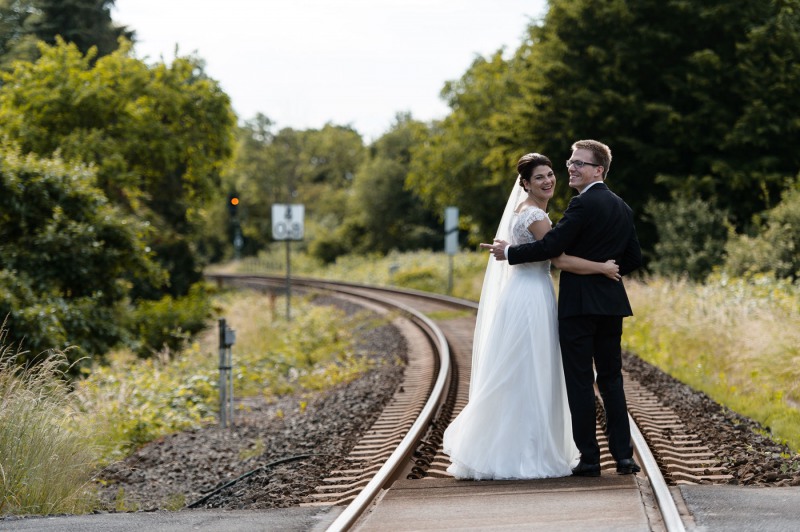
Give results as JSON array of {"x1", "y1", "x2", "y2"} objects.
[
  {"x1": 285, "y1": 239, "x2": 292, "y2": 321},
  {"x1": 448, "y1": 254, "x2": 454, "y2": 295},
  {"x1": 218, "y1": 318, "x2": 227, "y2": 428},
  {"x1": 227, "y1": 344, "x2": 234, "y2": 426}
]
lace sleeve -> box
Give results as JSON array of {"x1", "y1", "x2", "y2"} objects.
[{"x1": 521, "y1": 207, "x2": 548, "y2": 227}]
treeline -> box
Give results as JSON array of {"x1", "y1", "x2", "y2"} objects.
[
  {"x1": 401, "y1": 0, "x2": 800, "y2": 280},
  {"x1": 231, "y1": 0, "x2": 800, "y2": 280},
  {"x1": 1, "y1": 0, "x2": 799, "y2": 367},
  {"x1": 0, "y1": 0, "x2": 234, "y2": 366}
]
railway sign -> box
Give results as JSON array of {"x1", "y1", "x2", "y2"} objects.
[
  {"x1": 444, "y1": 206, "x2": 459, "y2": 255},
  {"x1": 272, "y1": 204, "x2": 305, "y2": 241}
]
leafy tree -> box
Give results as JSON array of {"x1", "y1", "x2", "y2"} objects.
[
  {"x1": 293, "y1": 124, "x2": 365, "y2": 225},
  {"x1": 28, "y1": 0, "x2": 133, "y2": 59},
  {"x1": 0, "y1": 39, "x2": 237, "y2": 299},
  {"x1": 0, "y1": 0, "x2": 39, "y2": 67},
  {"x1": 226, "y1": 119, "x2": 365, "y2": 259},
  {"x1": 407, "y1": 0, "x2": 800, "y2": 274},
  {"x1": 0, "y1": 145, "x2": 160, "y2": 365},
  {"x1": 408, "y1": 51, "x2": 520, "y2": 244},
  {"x1": 331, "y1": 113, "x2": 440, "y2": 259},
  {"x1": 505, "y1": 0, "x2": 800, "y2": 256},
  {"x1": 225, "y1": 120, "x2": 304, "y2": 257}
]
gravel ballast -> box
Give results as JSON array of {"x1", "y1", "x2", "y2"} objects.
[{"x1": 93, "y1": 301, "x2": 800, "y2": 512}]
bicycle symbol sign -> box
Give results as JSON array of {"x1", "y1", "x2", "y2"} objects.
[{"x1": 272, "y1": 204, "x2": 305, "y2": 241}]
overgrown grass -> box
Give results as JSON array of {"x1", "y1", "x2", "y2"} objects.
[
  {"x1": 3, "y1": 289, "x2": 390, "y2": 516},
  {"x1": 624, "y1": 273, "x2": 800, "y2": 452},
  {"x1": 0, "y1": 330, "x2": 98, "y2": 515},
  {"x1": 222, "y1": 249, "x2": 800, "y2": 452},
  {"x1": 7, "y1": 249, "x2": 799, "y2": 516},
  {"x1": 73, "y1": 291, "x2": 385, "y2": 462}
]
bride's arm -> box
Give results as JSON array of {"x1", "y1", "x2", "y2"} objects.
[
  {"x1": 528, "y1": 218, "x2": 620, "y2": 280},
  {"x1": 552, "y1": 254, "x2": 620, "y2": 280}
]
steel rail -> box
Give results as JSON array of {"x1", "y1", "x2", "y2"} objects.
[
  {"x1": 629, "y1": 415, "x2": 686, "y2": 532},
  {"x1": 225, "y1": 273, "x2": 480, "y2": 311},
  {"x1": 299, "y1": 285, "x2": 452, "y2": 531},
  {"x1": 209, "y1": 273, "x2": 683, "y2": 531},
  {"x1": 208, "y1": 274, "x2": 453, "y2": 530}
]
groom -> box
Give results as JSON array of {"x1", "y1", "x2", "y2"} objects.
[{"x1": 482, "y1": 139, "x2": 642, "y2": 477}]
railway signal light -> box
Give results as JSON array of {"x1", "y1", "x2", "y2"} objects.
[{"x1": 227, "y1": 194, "x2": 239, "y2": 217}]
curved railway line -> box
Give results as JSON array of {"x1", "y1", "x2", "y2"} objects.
[
  {"x1": 207, "y1": 273, "x2": 722, "y2": 531},
  {"x1": 1, "y1": 272, "x2": 797, "y2": 532}
]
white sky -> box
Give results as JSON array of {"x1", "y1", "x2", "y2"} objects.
[{"x1": 112, "y1": 0, "x2": 548, "y2": 141}]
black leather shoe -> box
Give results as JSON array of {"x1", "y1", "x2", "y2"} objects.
[
  {"x1": 571, "y1": 461, "x2": 601, "y2": 477},
  {"x1": 616, "y1": 458, "x2": 641, "y2": 474}
]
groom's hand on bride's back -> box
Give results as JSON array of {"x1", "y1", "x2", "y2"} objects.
[{"x1": 480, "y1": 239, "x2": 509, "y2": 261}]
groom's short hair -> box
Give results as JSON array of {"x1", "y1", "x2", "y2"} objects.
[{"x1": 572, "y1": 140, "x2": 612, "y2": 179}]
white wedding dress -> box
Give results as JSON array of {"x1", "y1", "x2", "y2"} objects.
[{"x1": 442, "y1": 205, "x2": 579, "y2": 479}]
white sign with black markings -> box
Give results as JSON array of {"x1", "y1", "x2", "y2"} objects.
[{"x1": 271, "y1": 204, "x2": 305, "y2": 241}]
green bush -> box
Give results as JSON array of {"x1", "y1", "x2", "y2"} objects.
[
  {"x1": 645, "y1": 197, "x2": 730, "y2": 280},
  {"x1": 127, "y1": 283, "x2": 215, "y2": 357},
  {"x1": 724, "y1": 184, "x2": 800, "y2": 280},
  {"x1": 74, "y1": 347, "x2": 219, "y2": 461},
  {"x1": 391, "y1": 264, "x2": 445, "y2": 293},
  {"x1": 0, "y1": 145, "x2": 160, "y2": 367}
]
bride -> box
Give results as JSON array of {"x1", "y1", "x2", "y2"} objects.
[{"x1": 443, "y1": 153, "x2": 620, "y2": 480}]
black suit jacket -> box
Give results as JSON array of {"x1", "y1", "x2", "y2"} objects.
[{"x1": 508, "y1": 182, "x2": 642, "y2": 318}]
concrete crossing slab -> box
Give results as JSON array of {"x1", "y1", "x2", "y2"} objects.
[{"x1": 354, "y1": 476, "x2": 650, "y2": 531}]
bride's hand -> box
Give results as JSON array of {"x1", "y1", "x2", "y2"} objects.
[
  {"x1": 480, "y1": 239, "x2": 509, "y2": 261},
  {"x1": 602, "y1": 259, "x2": 621, "y2": 281}
]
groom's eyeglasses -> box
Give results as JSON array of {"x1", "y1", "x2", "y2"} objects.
[{"x1": 566, "y1": 160, "x2": 601, "y2": 169}]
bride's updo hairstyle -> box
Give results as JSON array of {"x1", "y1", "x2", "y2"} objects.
[{"x1": 517, "y1": 152, "x2": 552, "y2": 190}]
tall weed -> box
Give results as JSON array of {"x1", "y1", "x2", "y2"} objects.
[
  {"x1": 0, "y1": 330, "x2": 97, "y2": 515},
  {"x1": 624, "y1": 273, "x2": 800, "y2": 451}
]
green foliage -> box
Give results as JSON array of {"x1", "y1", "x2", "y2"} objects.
[
  {"x1": 724, "y1": 184, "x2": 800, "y2": 280},
  {"x1": 0, "y1": 329, "x2": 99, "y2": 515},
  {"x1": 249, "y1": 303, "x2": 376, "y2": 396},
  {"x1": 226, "y1": 119, "x2": 366, "y2": 260},
  {"x1": 29, "y1": 0, "x2": 134, "y2": 59},
  {"x1": 74, "y1": 347, "x2": 219, "y2": 461},
  {"x1": 405, "y1": 0, "x2": 800, "y2": 263},
  {"x1": 127, "y1": 283, "x2": 215, "y2": 357},
  {"x1": 407, "y1": 51, "x2": 519, "y2": 243},
  {"x1": 0, "y1": 0, "x2": 38, "y2": 68},
  {"x1": 332, "y1": 113, "x2": 440, "y2": 259},
  {"x1": 1, "y1": 0, "x2": 132, "y2": 67},
  {"x1": 0, "y1": 145, "x2": 161, "y2": 365},
  {"x1": 0, "y1": 38, "x2": 237, "y2": 300},
  {"x1": 645, "y1": 197, "x2": 730, "y2": 279},
  {"x1": 526, "y1": 0, "x2": 799, "y2": 225}
]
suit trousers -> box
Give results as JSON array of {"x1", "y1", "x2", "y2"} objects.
[{"x1": 558, "y1": 315, "x2": 633, "y2": 464}]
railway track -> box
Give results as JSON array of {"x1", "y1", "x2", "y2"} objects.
[{"x1": 209, "y1": 273, "x2": 714, "y2": 531}]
